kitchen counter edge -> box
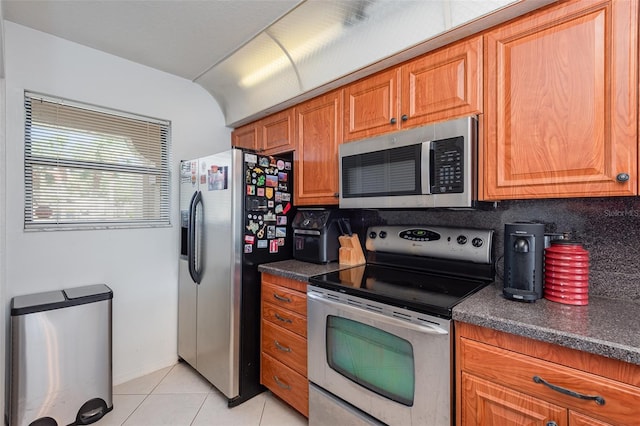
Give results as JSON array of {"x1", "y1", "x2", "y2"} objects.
[
  {"x1": 258, "y1": 259, "x2": 354, "y2": 282},
  {"x1": 453, "y1": 284, "x2": 640, "y2": 366}
]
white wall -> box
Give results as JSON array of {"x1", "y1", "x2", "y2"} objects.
[
  {"x1": 1, "y1": 3, "x2": 8, "y2": 420},
  {"x1": 2, "y1": 20, "x2": 231, "y2": 397}
]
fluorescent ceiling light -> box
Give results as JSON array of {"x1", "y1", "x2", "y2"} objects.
[{"x1": 239, "y1": 22, "x2": 343, "y2": 88}]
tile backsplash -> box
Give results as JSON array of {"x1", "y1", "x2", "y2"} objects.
[{"x1": 345, "y1": 197, "x2": 640, "y2": 303}]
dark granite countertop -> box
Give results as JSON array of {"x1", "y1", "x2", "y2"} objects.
[
  {"x1": 453, "y1": 284, "x2": 640, "y2": 366},
  {"x1": 258, "y1": 259, "x2": 354, "y2": 282},
  {"x1": 259, "y1": 259, "x2": 640, "y2": 367}
]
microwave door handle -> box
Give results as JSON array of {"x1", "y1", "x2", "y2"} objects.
[
  {"x1": 307, "y1": 292, "x2": 448, "y2": 336},
  {"x1": 422, "y1": 140, "x2": 432, "y2": 194}
]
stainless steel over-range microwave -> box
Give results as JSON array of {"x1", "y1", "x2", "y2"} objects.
[{"x1": 339, "y1": 116, "x2": 478, "y2": 209}]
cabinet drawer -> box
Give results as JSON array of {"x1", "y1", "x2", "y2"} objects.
[
  {"x1": 262, "y1": 300, "x2": 307, "y2": 337},
  {"x1": 262, "y1": 281, "x2": 307, "y2": 316},
  {"x1": 262, "y1": 320, "x2": 307, "y2": 376},
  {"x1": 460, "y1": 338, "x2": 640, "y2": 425},
  {"x1": 261, "y1": 352, "x2": 309, "y2": 417}
]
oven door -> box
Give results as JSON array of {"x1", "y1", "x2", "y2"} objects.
[{"x1": 307, "y1": 287, "x2": 452, "y2": 426}]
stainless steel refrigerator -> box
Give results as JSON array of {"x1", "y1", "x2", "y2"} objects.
[{"x1": 178, "y1": 148, "x2": 294, "y2": 406}]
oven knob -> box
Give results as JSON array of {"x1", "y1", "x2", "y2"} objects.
[
  {"x1": 472, "y1": 237, "x2": 484, "y2": 248},
  {"x1": 369, "y1": 231, "x2": 377, "y2": 239},
  {"x1": 457, "y1": 235, "x2": 467, "y2": 245},
  {"x1": 379, "y1": 231, "x2": 387, "y2": 239}
]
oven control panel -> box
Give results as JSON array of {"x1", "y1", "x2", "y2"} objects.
[{"x1": 366, "y1": 225, "x2": 493, "y2": 264}]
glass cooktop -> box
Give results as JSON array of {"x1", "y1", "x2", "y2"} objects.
[{"x1": 309, "y1": 263, "x2": 489, "y2": 319}]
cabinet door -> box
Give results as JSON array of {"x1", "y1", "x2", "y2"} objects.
[
  {"x1": 343, "y1": 68, "x2": 400, "y2": 142},
  {"x1": 483, "y1": 0, "x2": 638, "y2": 200},
  {"x1": 294, "y1": 90, "x2": 343, "y2": 205},
  {"x1": 461, "y1": 373, "x2": 567, "y2": 426},
  {"x1": 262, "y1": 109, "x2": 294, "y2": 154},
  {"x1": 231, "y1": 122, "x2": 260, "y2": 150},
  {"x1": 261, "y1": 353, "x2": 309, "y2": 417},
  {"x1": 401, "y1": 35, "x2": 482, "y2": 128},
  {"x1": 569, "y1": 411, "x2": 614, "y2": 426}
]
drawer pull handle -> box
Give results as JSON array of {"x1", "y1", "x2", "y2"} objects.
[
  {"x1": 274, "y1": 340, "x2": 292, "y2": 352},
  {"x1": 275, "y1": 313, "x2": 293, "y2": 324},
  {"x1": 273, "y1": 293, "x2": 291, "y2": 303},
  {"x1": 274, "y1": 375, "x2": 291, "y2": 390},
  {"x1": 533, "y1": 376, "x2": 605, "y2": 405}
]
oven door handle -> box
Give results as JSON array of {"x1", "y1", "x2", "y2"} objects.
[{"x1": 308, "y1": 292, "x2": 449, "y2": 336}]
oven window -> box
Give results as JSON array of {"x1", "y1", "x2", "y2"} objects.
[{"x1": 326, "y1": 315, "x2": 415, "y2": 406}]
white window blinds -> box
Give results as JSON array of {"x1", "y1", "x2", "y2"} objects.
[{"x1": 24, "y1": 92, "x2": 171, "y2": 230}]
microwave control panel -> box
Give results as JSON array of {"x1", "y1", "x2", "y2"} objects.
[{"x1": 431, "y1": 136, "x2": 464, "y2": 194}]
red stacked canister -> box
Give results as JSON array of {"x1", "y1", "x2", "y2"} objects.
[{"x1": 544, "y1": 240, "x2": 589, "y2": 305}]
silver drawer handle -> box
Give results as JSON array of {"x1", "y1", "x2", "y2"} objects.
[
  {"x1": 274, "y1": 340, "x2": 292, "y2": 352},
  {"x1": 533, "y1": 376, "x2": 605, "y2": 405},
  {"x1": 274, "y1": 375, "x2": 291, "y2": 390},
  {"x1": 273, "y1": 293, "x2": 291, "y2": 303},
  {"x1": 275, "y1": 313, "x2": 293, "y2": 324}
]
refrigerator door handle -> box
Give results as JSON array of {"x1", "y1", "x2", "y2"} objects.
[{"x1": 188, "y1": 190, "x2": 203, "y2": 284}]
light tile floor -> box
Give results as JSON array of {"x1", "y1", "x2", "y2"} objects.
[{"x1": 98, "y1": 362, "x2": 308, "y2": 426}]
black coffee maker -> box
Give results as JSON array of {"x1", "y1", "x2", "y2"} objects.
[{"x1": 503, "y1": 222, "x2": 545, "y2": 302}]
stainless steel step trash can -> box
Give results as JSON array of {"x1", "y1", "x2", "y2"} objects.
[{"x1": 8, "y1": 284, "x2": 113, "y2": 426}]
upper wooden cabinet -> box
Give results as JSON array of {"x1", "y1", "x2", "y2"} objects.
[
  {"x1": 294, "y1": 90, "x2": 343, "y2": 206},
  {"x1": 261, "y1": 109, "x2": 295, "y2": 154},
  {"x1": 343, "y1": 35, "x2": 482, "y2": 142},
  {"x1": 343, "y1": 67, "x2": 401, "y2": 141},
  {"x1": 482, "y1": 0, "x2": 638, "y2": 200},
  {"x1": 231, "y1": 122, "x2": 259, "y2": 150},
  {"x1": 231, "y1": 109, "x2": 295, "y2": 155}
]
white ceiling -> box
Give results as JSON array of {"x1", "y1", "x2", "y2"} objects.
[{"x1": 2, "y1": 0, "x2": 302, "y2": 81}]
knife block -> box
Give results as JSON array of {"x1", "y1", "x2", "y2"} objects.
[{"x1": 338, "y1": 234, "x2": 366, "y2": 266}]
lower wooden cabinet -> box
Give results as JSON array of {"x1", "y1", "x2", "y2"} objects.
[
  {"x1": 462, "y1": 373, "x2": 567, "y2": 426},
  {"x1": 456, "y1": 322, "x2": 640, "y2": 426},
  {"x1": 260, "y1": 273, "x2": 308, "y2": 417}
]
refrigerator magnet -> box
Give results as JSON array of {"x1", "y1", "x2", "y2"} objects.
[
  {"x1": 268, "y1": 200, "x2": 274, "y2": 208},
  {"x1": 257, "y1": 188, "x2": 265, "y2": 197},
  {"x1": 277, "y1": 237, "x2": 285, "y2": 246},
  {"x1": 246, "y1": 185, "x2": 256, "y2": 195},
  {"x1": 266, "y1": 175, "x2": 278, "y2": 187},
  {"x1": 265, "y1": 188, "x2": 274, "y2": 199},
  {"x1": 285, "y1": 161, "x2": 292, "y2": 170},
  {"x1": 257, "y1": 240, "x2": 268, "y2": 249},
  {"x1": 244, "y1": 235, "x2": 255, "y2": 244},
  {"x1": 278, "y1": 172, "x2": 288, "y2": 182},
  {"x1": 276, "y1": 216, "x2": 287, "y2": 225},
  {"x1": 245, "y1": 153, "x2": 258, "y2": 164},
  {"x1": 259, "y1": 157, "x2": 269, "y2": 167},
  {"x1": 244, "y1": 244, "x2": 253, "y2": 253},
  {"x1": 246, "y1": 221, "x2": 259, "y2": 234},
  {"x1": 277, "y1": 159, "x2": 285, "y2": 170},
  {"x1": 267, "y1": 226, "x2": 276, "y2": 239},
  {"x1": 276, "y1": 227, "x2": 287, "y2": 238},
  {"x1": 269, "y1": 239, "x2": 279, "y2": 253}
]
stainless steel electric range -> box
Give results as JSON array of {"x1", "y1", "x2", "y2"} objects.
[{"x1": 307, "y1": 225, "x2": 494, "y2": 426}]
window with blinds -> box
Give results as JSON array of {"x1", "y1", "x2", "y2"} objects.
[{"x1": 24, "y1": 92, "x2": 171, "y2": 230}]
